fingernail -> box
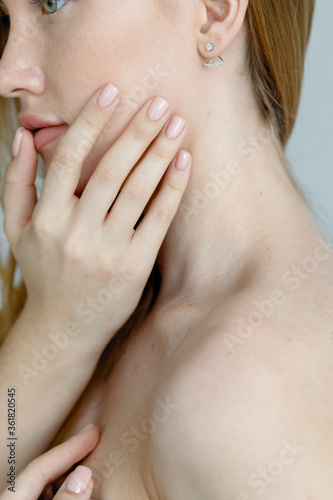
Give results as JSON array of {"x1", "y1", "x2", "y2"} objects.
[
  {"x1": 97, "y1": 83, "x2": 120, "y2": 108},
  {"x1": 66, "y1": 465, "x2": 92, "y2": 494},
  {"x1": 76, "y1": 423, "x2": 94, "y2": 434},
  {"x1": 147, "y1": 96, "x2": 170, "y2": 121},
  {"x1": 175, "y1": 150, "x2": 190, "y2": 170},
  {"x1": 13, "y1": 128, "x2": 23, "y2": 157},
  {"x1": 75, "y1": 424, "x2": 99, "y2": 435},
  {"x1": 165, "y1": 116, "x2": 186, "y2": 139}
]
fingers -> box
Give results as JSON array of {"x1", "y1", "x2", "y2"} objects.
[
  {"x1": 37, "y1": 83, "x2": 121, "y2": 213},
  {"x1": 106, "y1": 114, "x2": 189, "y2": 239},
  {"x1": 2, "y1": 127, "x2": 39, "y2": 247},
  {"x1": 53, "y1": 465, "x2": 93, "y2": 500},
  {"x1": 131, "y1": 148, "x2": 191, "y2": 265},
  {"x1": 74, "y1": 95, "x2": 172, "y2": 232},
  {"x1": 0, "y1": 425, "x2": 100, "y2": 500}
]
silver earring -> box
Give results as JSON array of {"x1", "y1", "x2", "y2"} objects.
[{"x1": 204, "y1": 42, "x2": 224, "y2": 67}]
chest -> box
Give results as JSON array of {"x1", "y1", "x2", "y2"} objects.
[
  {"x1": 50, "y1": 310, "x2": 200, "y2": 500},
  {"x1": 49, "y1": 279, "x2": 333, "y2": 499}
]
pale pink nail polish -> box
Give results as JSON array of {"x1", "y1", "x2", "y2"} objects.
[
  {"x1": 66, "y1": 466, "x2": 92, "y2": 494},
  {"x1": 175, "y1": 150, "x2": 190, "y2": 170},
  {"x1": 78, "y1": 423, "x2": 94, "y2": 433},
  {"x1": 147, "y1": 97, "x2": 170, "y2": 121},
  {"x1": 97, "y1": 83, "x2": 120, "y2": 108},
  {"x1": 13, "y1": 128, "x2": 23, "y2": 157},
  {"x1": 165, "y1": 116, "x2": 186, "y2": 139}
]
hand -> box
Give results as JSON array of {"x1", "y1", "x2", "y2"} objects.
[
  {"x1": 3, "y1": 85, "x2": 191, "y2": 354},
  {"x1": 0, "y1": 424, "x2": 100, "y2": 500}
]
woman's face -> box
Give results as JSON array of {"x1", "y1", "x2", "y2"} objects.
[{"x1": 0, "y1": 0, "x2": 192, "y2": 196}]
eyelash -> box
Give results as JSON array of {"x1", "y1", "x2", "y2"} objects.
[
  {"x1": 0, "y1": 0, "x2": 67, "y2": 19},
  {"x1": 28, "y1": 0, "x2": 68, "y2": 15},
  {"x1": 29, "y1": 0, "x2": 44, "y2": 13},
  {"x1": 0, "y1": 0, "x2": 68, "y2": 26}
]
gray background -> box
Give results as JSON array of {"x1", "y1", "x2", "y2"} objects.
[{"x1": 286, "y1": 0, "x2": 333, "y2": 242}]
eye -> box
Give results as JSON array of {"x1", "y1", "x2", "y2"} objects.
[
  {"x1": 30, "y1": 0, "x2": 70, "y2": 14},
  {"x1": 42, "y1": 0, "x2": 69, "y2": 13}
]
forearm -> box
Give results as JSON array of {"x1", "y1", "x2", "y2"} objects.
[{"x1": 0, "y1": 302, "x2": 104, "y2": 490}]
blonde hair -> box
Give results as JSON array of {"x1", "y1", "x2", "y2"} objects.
[{"x1": 0, "y1": 0, "x2": 316, "y2": 389}]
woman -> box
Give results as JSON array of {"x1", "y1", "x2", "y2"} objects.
[{"x1": 1, "y1": 0, "x2": 333, "y2": 498}]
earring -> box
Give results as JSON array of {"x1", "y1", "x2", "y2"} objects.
[{"x1": 204, "y1": 42, "x2": 224, "y2": 67}]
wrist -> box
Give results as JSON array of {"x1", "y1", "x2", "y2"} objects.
[{"x1": 7, "y1": 299, "x2": 106, "y2": 366}]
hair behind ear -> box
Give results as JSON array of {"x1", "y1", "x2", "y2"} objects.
[{"x1": 247, "y1": 0, "x2": 316, "y2": 146}]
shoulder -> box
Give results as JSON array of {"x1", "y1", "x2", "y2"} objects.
[{"x1": 149, "y1": 312, "x2": 333, "y2": 499}]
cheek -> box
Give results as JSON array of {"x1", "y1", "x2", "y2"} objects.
[
  {"x1": 42, "y1": 0, "x2": 179, "y2": 196},
  {"x1": 45, "y1": 0, "x2": 175, "y2": 116}
]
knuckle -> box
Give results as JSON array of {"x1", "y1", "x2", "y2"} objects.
[
  {"x1": 152, "y1": 205, "x2": 170, "y2": 224},
  {"x1": 131, "y1": 123, "x2": 151, "y2": 143},
  {"x1": 61, "y1": 439, "x2": 80, "y2": 462},
  {"x1": 151, "y1": 143, "x2": 171, "y2": 161},
  {"x1": 123, "y1": 179, "x2": 146, "y2": 204},
  {"x1": 3, "y1": 165, "x2": 16, "y2": 185},
  {"x1": 63, "y1": 234, "x2": 84, "y2": 260},
  {"x1": 52, "y1": 145, "x2": 78, "y2": 172},
  {"x1": 25, "y1": 458, "x2": 49, "y2": 484},
  {"x1": 94, "y1": 165, "x2": 117, "y2": 185},
  {"x1": 82, "y1": 112, "x2": 99, "y2": 132},
  {"x1": 166, "y1": 174, "x2": 184, "y2": 192},
  {"x1": 31, "y1": 214, "x2": 53, "y2": 238}
]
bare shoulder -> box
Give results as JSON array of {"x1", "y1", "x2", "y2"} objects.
[
  {"x1": 149, "y1": 276, "x2": 333, "y2": 499},
  {"x1": 156, "y1": 263, "x2": 333, "y2": 389}
]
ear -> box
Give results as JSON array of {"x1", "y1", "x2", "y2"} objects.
[{"x1": 196, "y1": 0, "x2": 249, "y2": 61}]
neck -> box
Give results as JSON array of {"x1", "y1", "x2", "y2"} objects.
[{"x1": 152, "y1": 87, "x2": 320, "y2": 310}]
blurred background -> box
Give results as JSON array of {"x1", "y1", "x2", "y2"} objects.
[{"x1": 286, "y1": 0, "x2": 333, "y2": 242}]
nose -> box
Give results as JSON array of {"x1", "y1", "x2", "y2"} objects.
[{"x1": 0, "y1": 17, "x2": 46, "y2": 99}]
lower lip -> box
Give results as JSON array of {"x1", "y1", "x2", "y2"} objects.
[{"x1": 33, "y1": 124, "x2": 69, "y2": 152}]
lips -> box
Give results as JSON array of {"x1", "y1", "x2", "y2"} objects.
[
  {"x1": 33, "y1": 124, "x2": 69, "y2": 151},
  {"x1": 18, "y1": 114, "x2": 69, "y2": 152}
]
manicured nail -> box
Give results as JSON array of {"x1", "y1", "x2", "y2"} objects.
[
  {"x1": 13, "y1": 128, "x2": 23, "y2": 157},
  {"x1": 175, "y1": 150, "x2": 190, "y2": 170},
  {"x1": 97, "y1": 83, "x2": 120, "y2": 108},
  {"x1": 147, "y1": 96, "x2": 170, "y2": 121},
  {"x1": 78, "y1": 423, "x2": 94, "y2": 433},
  {"x1": 75, "y1": 423, "x2": 100, "y2": 435},
  {"x1": 66, "y1": 466, "x2": 92, "y2": 494},
  {"x1": 165, "y1": 116, "x2": 186, "y2": 139}
]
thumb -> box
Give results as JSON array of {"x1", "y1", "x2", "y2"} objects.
[
  {"x1": 54, "y1": 466, "x2": 94, "y2": 499},
  {"x1": 2, "y1": 126, "x2": 39, "y2": 247}
]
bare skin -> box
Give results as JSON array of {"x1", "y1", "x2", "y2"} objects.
[
  {"x1": 47, "y1": 253, "x2": 333, "y2": 499},
  {"x1": 1, "y1": 0, "x2": 333, "y2": 497}
]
